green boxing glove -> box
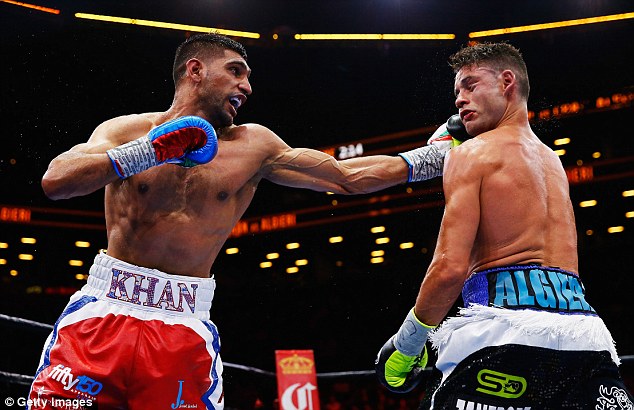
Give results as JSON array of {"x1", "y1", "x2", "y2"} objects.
[{"x1": 375, "y1": 308, "x2": 436, "y2": 393}]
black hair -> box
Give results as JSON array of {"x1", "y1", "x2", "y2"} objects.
[{"x1": 172, "y1": 33, "x2": 247, "y2": 86}]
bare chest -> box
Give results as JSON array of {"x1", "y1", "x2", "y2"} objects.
[{"x1": 110, "y1": 155, "x2": 261, "y2": 217}]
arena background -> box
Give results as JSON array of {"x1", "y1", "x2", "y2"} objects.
[{"x1": 1, "y1": 0, "x2": 633, "y2": 408}]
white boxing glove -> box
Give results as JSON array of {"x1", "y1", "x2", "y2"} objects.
[{"x1": 399, "y1": 114, "x2": 471, "y2": 182}]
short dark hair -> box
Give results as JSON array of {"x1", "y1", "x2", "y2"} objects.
[
  {"x1": 449, "y1": 42, "x2": 530, "y2": 100},
  {"x1": 172, "y1": 33, "x2": 247, "y2": 86}
]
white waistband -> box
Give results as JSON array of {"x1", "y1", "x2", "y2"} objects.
[
  {"x1": 82, "y1": 252, "x2": 215, "y2": 318},
  {"x1": 429, "y1": 304, "x2": 620, "y2": 383}
]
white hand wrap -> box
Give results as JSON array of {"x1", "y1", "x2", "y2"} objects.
[
  {"x1": 393, "y1": 308, "x2": 435, "y2": 357},
  {"x1": 399, "y1": 144, "x2": 445, "y2": 183},
  {"x1": 106, "y1": 136, "x2": 158, "y2": 179}
]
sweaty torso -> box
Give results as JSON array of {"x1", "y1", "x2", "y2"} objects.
[
  {"x1": 104, "y1": 114, "x2": 272, "y2": 277},
  {"x1": 468, "y1": 127, "x2": 579, "y2": 274}
]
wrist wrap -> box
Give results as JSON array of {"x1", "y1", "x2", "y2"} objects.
[{"x1": 107, "y1": 136, "x2": 158, "y2": 179}]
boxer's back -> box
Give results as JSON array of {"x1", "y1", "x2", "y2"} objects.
[{"x1": 468, "y1": 127, "x2": 579, "y2": 274}]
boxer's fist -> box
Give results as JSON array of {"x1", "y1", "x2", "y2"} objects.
[
  {"x1": 107, "y1": 116, "x2": 218, "y2": 178},
  {"x1": 446, "y1": 113, "x2": 471, "y2": 143},
  {"x1": 375, "y1": 336, "x2": 428, "y2": 393},
  {"x1": 399, "y1": 114, "x2": 472, "y2": 182},
  {"x1": 427, "y1": 114, "x2": 471, "y2": 156}
]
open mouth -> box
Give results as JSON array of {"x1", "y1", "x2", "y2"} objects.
[{"x1": 229, "y1": 96, "x2": 243, "y2": 110}]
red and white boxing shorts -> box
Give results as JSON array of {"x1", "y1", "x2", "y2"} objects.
[{"x1": 28, "y1": 252, "x2": 224, "y2": 409}]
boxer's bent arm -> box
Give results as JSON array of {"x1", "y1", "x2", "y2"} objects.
[
  {"x1": 42, "y1": 142, "x2": 120, "y2": 200},
  {"x1": 41, "y1": 115, "x2": 152, "y2": 200},
  {"x1": 264, "y1": 147, "x2": 409, "y2": 194},
  {"x1": 414, "y1": 148, "x2": 482, "y2": 325}
]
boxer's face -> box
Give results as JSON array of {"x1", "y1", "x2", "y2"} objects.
[
  {"x1": 199, "y1": 49, "x2": 252, "y2": 127},
  {"x1": 454, "y1": 64, "x2": 507, "y2": 137}
]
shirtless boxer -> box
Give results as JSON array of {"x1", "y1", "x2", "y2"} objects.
[
  {"x1": 376, "y1": 42, "x2": 634, "y2": 409},
  {"x1": 28, "y1": 33, "x2": 468, "y2": 409}
]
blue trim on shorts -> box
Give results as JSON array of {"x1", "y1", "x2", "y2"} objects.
[
  {"x1": 31, "y1": 296, "x2": 98, "y2": 389},
  {"x1": 201, "y1": 321, "x2": 221, "y2": 409},
  {"x1": 462, "y1": 265, "x2": 596, "y2": 315}
]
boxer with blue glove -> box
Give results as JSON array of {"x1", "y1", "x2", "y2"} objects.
[{"x1": 106, "y1": 115, "x2": 218, "y2": 178}]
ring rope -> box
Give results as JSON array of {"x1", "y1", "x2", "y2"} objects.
[
  {"x1": 0, "y1": 313, "x2": 376, "y2": 381},
  {"x1": 2, "y1": 314, "x2": 631, "y2": 387}
]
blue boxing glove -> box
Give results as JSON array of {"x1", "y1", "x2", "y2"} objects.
[
  {"x1": 375, "y1": 308, "x2": 436, "y2": 393},
  {"x1": 107, "y1": 116, "x2": 218, "y2": 178}
]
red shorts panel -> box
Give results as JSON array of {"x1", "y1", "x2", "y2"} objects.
[{"x1": 28, "y1": 295, "x2": 223, "y2": 409}]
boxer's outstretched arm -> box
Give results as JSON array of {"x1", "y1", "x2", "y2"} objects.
[
  {"x1": 264, "y1": 145, "x2": 410, "y2": 194},
  {"x1": 262, "y1": 115, "x2": 470, "y2": 194}
]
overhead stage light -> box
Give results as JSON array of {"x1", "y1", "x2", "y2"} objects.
[
  {"x1": 294, "y1": 33, "x2": 455, "y2": 41},
  {"x1": 469, "y1": 12, "x2": 634, "y2": 38},
  {"x1": 0, "y1": 0, "x2": 60, "y2": 14},
  {"x1": 74, "y1": 13, "x2": 261, "y2": 39}
]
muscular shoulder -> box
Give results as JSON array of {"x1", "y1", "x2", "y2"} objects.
[
  {"x1": 222, "y1": 123, "x2": 289, "y2": 151},
  {"x1": 445, "y1": 136, "x2": 490, "y2": 176},
  {"x1": 88, "y1": 113, "x2": 160, "y2": 146}
]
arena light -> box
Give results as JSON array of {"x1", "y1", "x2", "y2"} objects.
[
  {"x1": 266, "y1": 253, "x2": 279, "y2": 260},
  {"x1": 0, "y1": 0, "x2": 60, "y2": 14},
  {"x1": 75, "y1": 274, "x2": 88, "y2": 280},
  {"x1": 469, "y1": 12, "x2": 634, "y2": 38},
  {"x1": 18, "y1": 254, "x2": 34, "y2": 261},
  {"x1": 21, "y1": 237, "x2": 36, "y2": 244},
  {"x1": 399, "y1": 242, "x2": 415, "y2": 249},
  {"x1": 626, "y1": 212, "x2": 634, "y2": 218},
  {"x1": 286, "y1": 242, "x2": 300, "y2": 249},
  {"x1": 623, "y1": 190, "x2": 634, "y2": 197},
  {"x1": 607, "y1": 226, "x2": 624, "y2": 234},
  {"x1": 286, "y1": 267, "x2": 299, "y2": 274},
  {"x1": 371, "y1": 250, "x2": 385, "y2": 257},
  {"x1": 554, "y1": 138, "x2": 570, "y2": 146},
  {"x1": 376, "y1": 237, "x2": 390, "y2": 245},
  {"x1": 328, "y1": 236, "x2": 343, "y2": 244},
  {"x1": 75, "y1": 241, "x2": 91, "y2": 248},
  {"x1": 260, "y1": 261, "x2": 273, "y2": 268},
  {"x1": 0, "y1": 242, "x2": 8, "y2": 248},
  {"x1": 69, "y1": 260, "x2": 84, "y2": 267},
  {"x1": 225, "y1": 248, "x2": 239, "y2": 255},
  {"x1": 579, "y1": 200, "x2": 597, "y2": 208},
  {"x1": 370, "y1": 226, "x2": 386, "y2": 234},
  {"x1": 0, "y1": 259, "x2": 6, "y2": 265},
  {"x1": 294, "y1": 33, "x2": 455, "y2": 41},
  {"x1": 74, "y1": 13, "x2": 261, "y2": 39},
  {"x1": 370, "y1": 257, "x2": 385, "y2": 264},
  {"x1": 10, "y1": 270, "x2": 18, "y2": 277},
  {"x1": 554, "y1": 149, "x2": 566, "y2": 156},
  {"x1": 295, "y1": 259, "x2": 308, "y2": 266}
]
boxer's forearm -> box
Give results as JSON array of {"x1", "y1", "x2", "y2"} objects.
[{"x1": 41, "y1": 151, "x2": 119, "y2": 200}]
